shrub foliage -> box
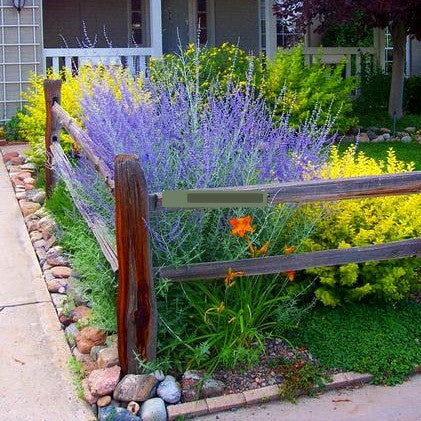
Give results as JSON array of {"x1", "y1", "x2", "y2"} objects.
[
  {"x1": 264, "y1": 45, "x2": 357, "y2": 132},
  {"x1": 302, "y1": 146, "x2": 420, "y2": 306}
]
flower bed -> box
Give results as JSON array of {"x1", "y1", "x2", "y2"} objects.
[
  {"x1": 4, "y1": 141, "x2": 420, "y2": 420},
  {"x1": 3, "y1": 150, "x2": 378, "y2": 421},
  {"x1": 8, "y1": 43, "x2": 420, "y2": 420}
]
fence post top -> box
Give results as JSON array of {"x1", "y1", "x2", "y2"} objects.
[
  {"x1": 115, "y1": 154, "x2": 139, "y2": 163},
  {"x1": 43, "y1": 78, "x2": 62, "y2": 89}
]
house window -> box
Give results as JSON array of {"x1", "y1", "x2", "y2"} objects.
[
  {"x1": 276, "y1": 19, "x2": 302, "y2": 48},
  {"x1": 260, "y1": 0, "x2": 267, "y2": 53},
  {"x1": 259, "y1": 0, "x2": 302, "y2": 54},
  {"x1": 131, "y1": 0, "x2": 143, "y2": 45},
  {"x1": 384, "y1": 27, "x2": 394, "y2": 73},
  {"x1": 197, "y1": 0, "x2": 208, "y2": 44}
]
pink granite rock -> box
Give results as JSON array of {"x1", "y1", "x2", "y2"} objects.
[
  {"x1": 88, "y1": 365, "x2": 121, "y2": 397},
  {"x1": 76, "y1": 327, "x2": 106, "y2": 354},
  {"x1": 51, "y1": 266, "x2": 72, "y2": 278},
  {"x1": 82, "y1": 379, "x2": 98, "y2": 405},
  {"x1": 20, "y1": 202, "x2": 41, "y2": 217}
]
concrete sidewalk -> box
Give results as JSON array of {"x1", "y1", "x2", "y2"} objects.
[
  {"x1": 200, "y1": 375, "x2": 421, "y2": 421},
  {"x1": 0, "y1": 146, "x2": 94, "y2": 420}
]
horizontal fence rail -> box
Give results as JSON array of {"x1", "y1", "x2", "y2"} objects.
[
  {"x1": 52, "y1": 103, "x2": 115, "y2": 192},
  {"x1": 49, "y1": 141, "x2": 119, "y2": 272},
  {"x1": 44, "y1": 79, "x2": 421, "y2": 377},
  {"x1": 157, "y1": 238, "x2": 421, "y2": 282},
  {"x1": 150, "y1": 172, "x2": 421, "y2": 210}
]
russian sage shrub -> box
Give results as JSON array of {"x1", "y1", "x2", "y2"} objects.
[{"x1": 75, "y1": 75, "x2": 332, "y2": 266}]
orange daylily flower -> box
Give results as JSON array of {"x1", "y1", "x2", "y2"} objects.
[
  {"x1": 228, "y1": 215, "x2": 254, "y2": 238},
  {"x1": 249, "y1": 241, "x2": 270, "y2": 257},
  {"x1": 224, "y1": 268, "x2": 246, "y2": 287},
  {"x1": 283, "y1": 270, "x2": 296, "y2": 281},
  {"x1": 283, "y1": 245, "x2": 296, "y2": 255}
]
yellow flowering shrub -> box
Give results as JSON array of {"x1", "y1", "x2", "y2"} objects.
[
  {"x1": 302, "y1": 146, "x2": 420, "y2": 306},
  {"x1": 19, "y1": 66, "x2": 144, "y2": 164},
  {"x1": 149, "y1": 43, "x2": 263, "y2": 93},
  {"x1": 264, "y1": 45, "x2": 357, "y2": 132}
]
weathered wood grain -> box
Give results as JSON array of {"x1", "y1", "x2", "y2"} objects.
[
  {"x1": 150, "y1": 172, "x2": 421, "y2": 210},
  {"x1": 44, "y1": 79, "x2": 62, "y2": 198},
  {"x1": 156, "y1": 238, "x2": 421, "y2": 282},
  {"x1": 51, "y1": 103, "x2": 115, "y2": 193},
  {"x1": 115, "y1": 154, "x2": 157, "y2": 374}
]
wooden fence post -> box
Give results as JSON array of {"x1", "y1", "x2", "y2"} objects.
[
  {"x1": 44, "y1": 79, "x2": 62, "y2": 198},
  {"x1": 114, "y1": 154, "x2": 157, "y2": 374}
]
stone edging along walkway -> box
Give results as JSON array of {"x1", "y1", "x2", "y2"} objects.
[
  {"x1": 168, "y1": 372, "x2": 374, "y2": 419},
  {"x1": 2, "y1": 147, "x2": 420, "y2": 420}
]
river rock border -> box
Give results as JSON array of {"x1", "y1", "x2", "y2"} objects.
[
  {"x1": 340, "y1": 126, "x2": 421, "y2": 144},
  {"x1": 2, "y1": 149, "x2": 419, "y2": 420}
]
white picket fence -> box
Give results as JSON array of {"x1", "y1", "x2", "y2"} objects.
[
  {"x1": 43, "y1": 48, "x2": 153, "y2": 75},
  {"x1": 303, "y1": 47, "x2": 376, "y2": 77}
]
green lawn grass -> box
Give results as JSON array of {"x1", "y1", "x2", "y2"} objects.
[
  {"x1": 285, "y1": 301, "x2": 421, "y2": 385},
  {"x1": 338, "y1": 142, "x2": 421, "y2": 170}
]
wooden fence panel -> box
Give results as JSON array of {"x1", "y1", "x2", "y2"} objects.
[{"x1": 114, "y1": 154, "x2": 157, "y2": 375}]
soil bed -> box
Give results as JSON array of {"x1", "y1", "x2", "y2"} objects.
[{"x1": 214, "y1": 338, "x2": 317, "y2": 394}]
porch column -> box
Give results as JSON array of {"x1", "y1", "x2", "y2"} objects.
[
  {"x1": 150, "y1": 0, "x2": 163, "y2": 57},
  {"x1": 265, "y1": 0, "x2": 277, "y2": 59},
  {"x1": 373, "y1": 28, "x2": 385, "y2": 71}
]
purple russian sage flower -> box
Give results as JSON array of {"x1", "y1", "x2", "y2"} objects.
[{"x1": 53, "y1": 71, "x2": 333, "y2": 266}]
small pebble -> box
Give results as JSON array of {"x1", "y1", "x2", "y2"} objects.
[
  {"x1": 97, "y1": 395, "x2": 112, "y2": 408},
  {"x1": 127, "y1": 401, "x2": 140, "y2": 415}
]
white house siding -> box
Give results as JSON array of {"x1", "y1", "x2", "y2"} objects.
[
  {"x1": 214, "y1": 0, "x2": 259, "y2": 54},
  {"x1": 162, "y1": 0, "x2": 190, "y2": 54},
  {"x1": 0, "y1": 0, "x2": 42, "y2": 122},
  {"x1": 43, "y1": 0, "x2": 130, "y2": 48}
]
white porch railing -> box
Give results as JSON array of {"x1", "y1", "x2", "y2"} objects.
[
  {"x1": 303, "y1": 47, "x2": 377, "y2": 77},
  {"x1": 43, "y1": 48, "x2": 153, "y2": 75}
]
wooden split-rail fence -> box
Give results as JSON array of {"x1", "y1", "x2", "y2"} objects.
[{"x1": 44, "y1": 80, "x2": 421, "y2": 375}]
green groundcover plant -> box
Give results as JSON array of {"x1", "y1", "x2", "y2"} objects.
[
  {"x1": 45, "y1": 183, "x2": 117, "y2": 332},
  {"x1": 285, "y1": 301, "x2": 421, "y2": 385}
]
